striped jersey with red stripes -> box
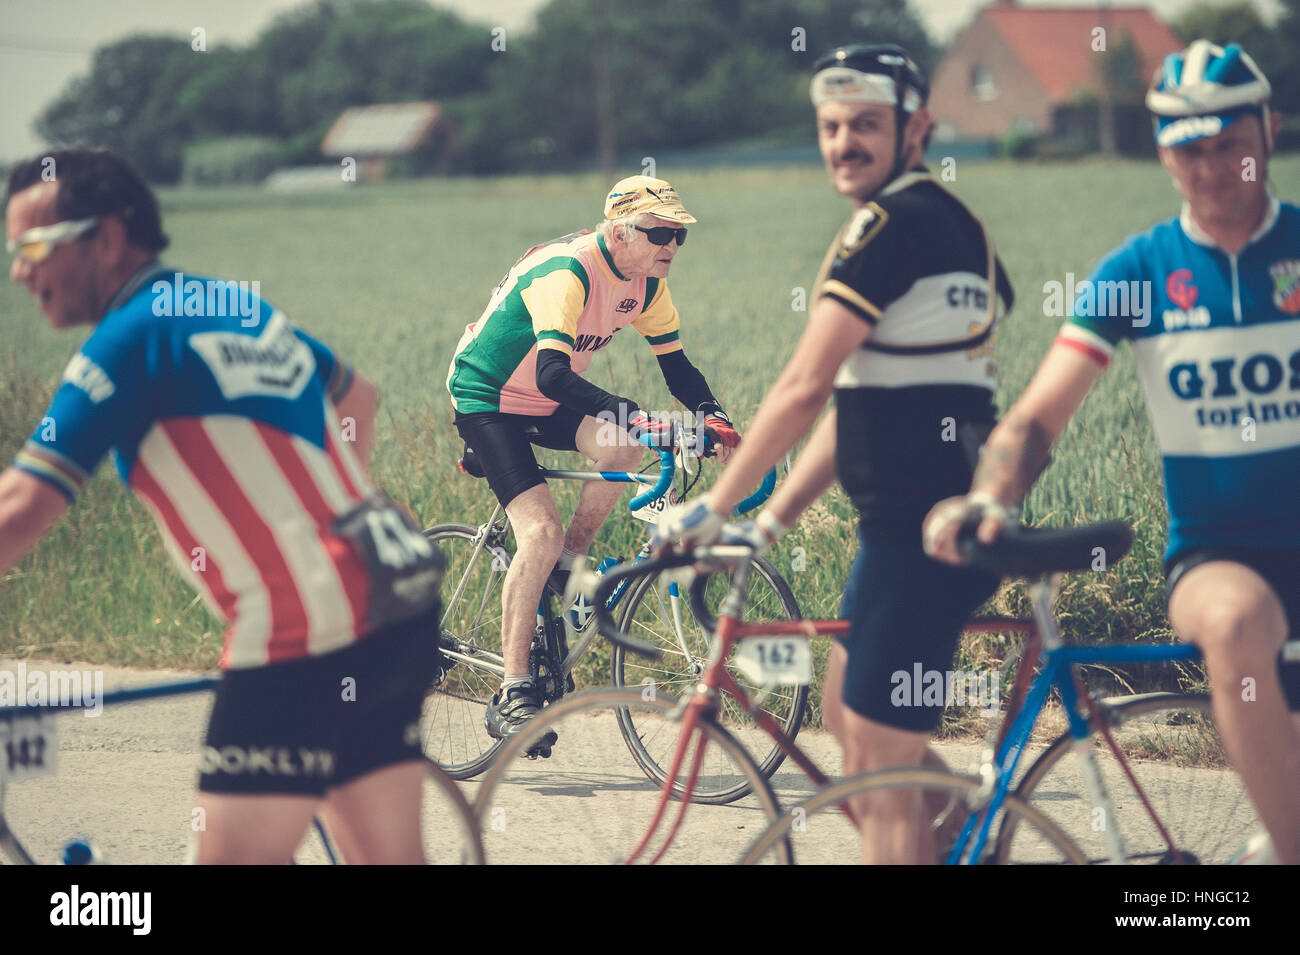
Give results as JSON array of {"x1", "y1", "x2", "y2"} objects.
[{"x1": 14, "y1": 263, "x2": 383, "y2": 669}]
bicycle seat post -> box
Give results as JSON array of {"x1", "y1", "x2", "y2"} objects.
[{"x1": 1027, "y1": 573, "x2": 1064, "y2": 652}]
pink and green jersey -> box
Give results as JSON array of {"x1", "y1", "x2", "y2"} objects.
[{"x1": 446, "y1": 230, "x2": 682, "y2": 415}]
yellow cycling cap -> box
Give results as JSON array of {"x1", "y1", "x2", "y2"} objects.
[{"x1": 603, "y1": 176, "x2": 696, "y2": 223}]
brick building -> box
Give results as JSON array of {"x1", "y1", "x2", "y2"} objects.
[{"x1": 928, "y1": 0, "x2": 1181, "y2": 154}]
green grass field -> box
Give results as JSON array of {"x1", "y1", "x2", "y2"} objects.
[{"x1": 4, "y1": 155, "x2": 1297, "y2": 716}]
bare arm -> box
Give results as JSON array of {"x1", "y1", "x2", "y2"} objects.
[
  {"x1": 975, "y1": 342, "x2": 1105, "y2": 504},
  {"x1": 764, "y1": 408, "x2": 839, "y2": 528},
  {"x1": 708, "y1": 298, "x2": 870, "y2": 514},
  {"x1": 924, "y1": 341, "x2": 1106, "y2": 561},
  {"x1": 0, "y1": 468, "x2": 70, "y2": 578},
  {"x1": 334, "y1": 371, "x2": 380, "y2": 470}
]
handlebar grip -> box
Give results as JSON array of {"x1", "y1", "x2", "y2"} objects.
[
  {"x1": 593, "y1": 555, "x2": 695, "y2": 658},
  {"x1": 629, "y1": 435, "x2": 675, "y2": 511},
  {"x1": 734, "y1": 469, "x2": 776, "y2": 515}
]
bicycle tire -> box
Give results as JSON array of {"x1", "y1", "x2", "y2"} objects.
[
  {"x1": 739, "y1": 767, "x2": 1086, "y2": 864},
  {"x1": 421, "y1": 758, "x2": 486, "y2": 864},
  {"x1": 996, "y1": 692, "x2": 1259, "y2": 864},
  {"x1": 472, "y1": 687, "x2": 793, "y2": 864},
  {"x1": 610, "y1": 555, "x2": 808, "y2": 804},
  {"x1": 420, "y1": 523, "x2": 511, "y2": 779}
]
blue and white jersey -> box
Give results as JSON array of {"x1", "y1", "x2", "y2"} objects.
[
  {"x1": 1056, "y1": 198, "x2": 1300, "y2": 558},
  {"x1": 12, "y1": 263, "x2": 393, "y2": 669}
]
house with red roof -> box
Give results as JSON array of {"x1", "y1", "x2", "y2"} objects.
[{"x1": 927, "y1": 0, "x2": 1182, "y2": 154}]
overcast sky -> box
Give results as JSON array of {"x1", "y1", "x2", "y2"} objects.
[{"x1": 0, "y1": 0, "x2": 1282, "y2": 162}]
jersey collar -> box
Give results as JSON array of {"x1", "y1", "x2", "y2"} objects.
[
  {"x1": 878, "y1": 168, "x2": 931, "y2": 198},
  {"x1": 1179, "y1": 194, "x2": 1280, "y2": 251},
  {"x1": 103, "y1": 259, "x2": 171, "y2": 315},
  {"x1": 592, "y1": 233, "x2": 628, "y2": 282}
]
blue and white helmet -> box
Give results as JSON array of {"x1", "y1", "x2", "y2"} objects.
[{"x1": 1146, "y1": 40, "x2": 1272, "y2": 149}]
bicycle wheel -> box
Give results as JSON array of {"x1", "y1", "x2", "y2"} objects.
[
  {"x1": 611, "y1": 556, "x2": 808, "y2": 804},
  {"x1": 420, "y1": 523, "x2": 510, "y2": 779},
  {"x1": 421, "y1": 759, "x2": 486, "y2": 864},
  {"x1": 997, "y1": 692, "x2": 1258, "y2": 864},
  {"x1": 740, "y1": 767, "x2": 1086, "y2": 864},
  {"x1": 472, "y1": 688, "x2": 792, "y2": 864}
]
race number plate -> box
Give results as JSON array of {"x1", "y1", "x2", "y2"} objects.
[
  {"x1": 0, "y1": 710, "x2": 57, "y2": 782},
  {"x1": 734, "y1": 638, "x2": 812, "y2": 686},
  {"x1": 630, "y1": 489, "x2": 679, "y2": 525}
]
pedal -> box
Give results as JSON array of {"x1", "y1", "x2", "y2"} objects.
[{"x1": 521, "y1": 727, "x2": 559, "y2": 759}]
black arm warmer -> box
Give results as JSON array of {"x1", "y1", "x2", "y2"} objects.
[
  {"x1": 535, "y1": 348, "x2": 637, "y2": 421},
  {"x1": 655, "y1": 350, "x2": 722, "y2": 418}
]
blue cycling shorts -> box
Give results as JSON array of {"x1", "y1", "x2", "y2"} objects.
[{"x1": 837, "y1": 528, "x2": 999, "y2": 732}]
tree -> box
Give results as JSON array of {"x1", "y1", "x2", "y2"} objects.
[
  {"x1": 36, "y1": 37, "x2": 196, "y2": 181},
  {"x1": 1170, "y1": 0, "x2": 1296, "y2": 113}
]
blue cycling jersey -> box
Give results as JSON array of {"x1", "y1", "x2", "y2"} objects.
[
  {"x1": 10, "y1": 262, "x2": 410, "y2": 669},
  {"x1": 16, "y1": 263, "x2": 352, "y2": 499},
  {"x1": 1057, "y1": 198, "x2": 1300, "y2": 559}
]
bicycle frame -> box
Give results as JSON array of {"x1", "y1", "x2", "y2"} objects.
[
  {"x1": 615, "y1": 551, "x2": 1258, "y2": 865},
  {"x1": 945, "y1": 574, "x2": 1206, "y2": 865},
  {"x1": 617, "y1": 554, "x2": 1033, "y2": 863},
  {"x1": 438, "y1": 449, "x2": 777, "y2": 687},
  {"x1": 1, "y1": 674, "x2": 485, "y2": 864}
]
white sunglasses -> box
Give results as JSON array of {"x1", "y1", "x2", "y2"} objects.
[{"x1": 6, "y1": 217, "x2": 99, "y2": 264}]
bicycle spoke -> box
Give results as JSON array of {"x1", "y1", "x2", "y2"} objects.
[
  {"x1": 1000, "y1": 694, "x2": 1258, "y2": 864},
  {"x1": 473, "y1": 689, "x2": 788, "y2": 864}
]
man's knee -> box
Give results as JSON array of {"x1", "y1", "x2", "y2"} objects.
[
  {"x1": 514, "y1": 515, "x2": 564, "y2": 557},
  {"x1": 590, "y1": 437, "x2": 644, "y2": 471},
  {"x1": 1184, "y1": 600, "x2": 1283, "y2": 668},
  {"x1": 839, "y1": 715, "x2": 929, "y2": 774}
]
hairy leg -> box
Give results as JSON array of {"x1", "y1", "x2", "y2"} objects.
[
  {"x1": 564, "y1": 415, "x2": 646, "y2": 556},
  {"x1": 1169, "y1": 561, "x2": 1299, "y2": 864},
  {"x1": 501, "y1": 485, "x2": 564, "y2": 674}
]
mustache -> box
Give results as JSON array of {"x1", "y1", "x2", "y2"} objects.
[{"x1": 835, "y1": 151, "x2": 874, "y2": 165}]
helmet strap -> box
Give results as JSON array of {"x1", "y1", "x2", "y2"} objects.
[{"x1": 888, "y1": 63, "x2": 911, "y2": 185}]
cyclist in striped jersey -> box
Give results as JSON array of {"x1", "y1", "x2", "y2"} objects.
[
  {"x1": 2, "y1": 149, "x2": 444, "y2": 863},
  {"x1": 446, "y1": 176, "x2": 739, "y2": 741}
]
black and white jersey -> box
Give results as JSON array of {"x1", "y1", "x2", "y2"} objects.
[{"x1": 817, "y1": 171, "x2": 1014, "y2": 533}]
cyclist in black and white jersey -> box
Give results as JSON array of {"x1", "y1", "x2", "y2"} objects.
[{"x1": 656, "y1": 44, "x2": 1013, "y2": 863}]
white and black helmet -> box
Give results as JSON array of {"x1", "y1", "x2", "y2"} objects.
[{"x1": 1146, "y1": 40, "x2": 1272, "y2": 150}]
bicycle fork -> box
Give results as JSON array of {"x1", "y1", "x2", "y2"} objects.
[{"x1": 1059, "y1": 673, "x2": 1130, "y2": 864}]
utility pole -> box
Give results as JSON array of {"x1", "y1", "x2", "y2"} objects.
[
  {"x1": 1098, "y1": 0, "x2": 1117, "y2": 155},
  {"x1": 593, "y1": 0, "x2": 616, "y2": 177}
]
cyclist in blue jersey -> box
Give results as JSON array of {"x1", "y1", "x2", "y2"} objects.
[
  {"x1": 924, "y1": 41, "x2": 1299, "y2": 864},
  {"x1": 1, "y1": 148, "x2": 445, "y2": 864}
]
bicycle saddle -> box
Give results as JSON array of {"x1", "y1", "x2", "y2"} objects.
[
  {"x1": 457, "y1": 444, "x2": 486, "y2": 479},
  {"x1": 959, "y1": 520, "x2": 1134, "y2": 578}
]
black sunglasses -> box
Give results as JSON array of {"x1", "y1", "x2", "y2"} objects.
[{"x1": 634, "y1": 225, "x2": 687, "y2": 247}]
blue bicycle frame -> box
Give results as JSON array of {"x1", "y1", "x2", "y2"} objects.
[
  {"x1": 0, "y1": 677, "x2": 348, "y2": 865},
  {"x1": 945, "y1": 574, "x2": 1208, "y2": 865},
  {"x1": 535, "y1": 433, "x2": 778, "y2": 675}
]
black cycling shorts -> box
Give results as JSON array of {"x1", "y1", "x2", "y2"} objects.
[
  {"x1": 454, "y1": 407, "x2": 585, "y2": 508},
  {"x1": 198, "y1": 609, "x2": 442, "y2": 796},
  {"x1": 837, "y1": 527, "x2": 1000, "y2": 732},
  {"x1": 1166, "y1": 546, "x2": 1300, "y2": 711}
]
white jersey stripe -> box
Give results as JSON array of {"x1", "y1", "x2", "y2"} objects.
[
  {"x1": 136, "y1": 424, "x2": 272, "y2": 667},
  {"x1": 202, "y1": 417, "x2": 356, "y2": 658},
  {"x1": 295, "y1": 430, "x2": 356, "y2": 513},
  {"x1": 324, "y1": 403, "x2": 375, "y2": 496}
]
